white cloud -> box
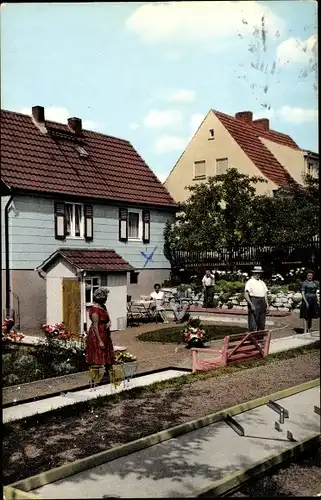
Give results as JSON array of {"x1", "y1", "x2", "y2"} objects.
[
  {"x1": 126, "y1": 1, "x2": 283, "y2": 44},
  {"x1": 254, "y1": 106, "x2": 317, "y2": 124},
  {"x1": 20, "y1": 106, "x2": 99, "y2": 130},
  {"x1": 164, "y1": 89, "x2": 196, "y2": 103},
  {"x1": 189, "y1": 113, "x2": 206, "y2": 135},
  {"x1": 129, "y1": 122, "x2": 139, "y2": 130},
  {"x1": 278, "y1": 106, "x2": 317, "y2": 124},
  {"x1": 155, "y1": 135, "x2": 188, "y2": 154},
  {"x1": 143, "y1": 109, "x2": 183, "y2": 129},
  {"x1": 276, "y1": 34, "x2": 317, "y2": 66}
]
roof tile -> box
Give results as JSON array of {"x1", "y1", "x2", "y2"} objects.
[
  {"x1": 214, "y1": 110, "x2": 299, "y2": 187},
  {"x1": 46, "y1": 249, "x2": 133, "y2": 272},
  {"x1": 1, "y1": 110, "x2": 176, "y2": 208}
]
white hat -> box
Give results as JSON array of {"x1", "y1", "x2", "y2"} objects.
[{"x1": 252, "y1": 265, "x2": 264, "y2": 273}]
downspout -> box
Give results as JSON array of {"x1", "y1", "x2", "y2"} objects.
[{"x1": 5, "y1": 194, "x2": 14, "y2": 318}]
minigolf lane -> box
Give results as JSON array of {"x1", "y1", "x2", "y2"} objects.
[{"x1": 30, "y1": 385, "x2": 320, "y2": 499}]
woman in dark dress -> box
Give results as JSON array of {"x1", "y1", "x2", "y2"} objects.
[
  {"x1": 300, "y1": 270, "x2": 320, "y2": 333},
  {"x1": 85, "y1": 287, "x2": 115, "y2": 381}
]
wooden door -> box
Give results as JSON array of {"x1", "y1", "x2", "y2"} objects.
[{"x1": 62, "y1": 279, "x2": 81, "y2": 335}]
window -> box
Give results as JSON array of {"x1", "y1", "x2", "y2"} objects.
[
  {"x1": 119, "y1": 208, "x2": 150, "y2": 243},
  {"x1": 54, "y1": 202, "x2": 93, "y2": 241},
  {"x1": 216, "y1": 158, "x2": 228, "y2": 175},
  {"x1": 128, "y1": 211, "x2": 140, "y2": 239},
  {"x1": 76, "y1": 145, "x2": 89, "y2": 157},
  {"x1": 209, "y1": 129, "x2": 215, "y2": 139},
  {"x1": 85, "y1": 276, "x2": 101, "y2": 305},
  {"x1": 194, "y1": 160, "x2": 206, "y2": 179},
  {"x1": 130, "y1": 271, "x2": 139, "y2": 284},
  {"x1": 66, "y1": 203, "x2": 84, "y2": 238}
]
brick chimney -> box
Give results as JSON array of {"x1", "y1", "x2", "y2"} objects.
[
  {"x1": 253, "y1": 118, "x2": 269, "y2": 131},
  {"x1": 235, "y1": 111, "x2": 253, "y2": 123},
  {"x1": 31, "y1": 106, "x2": 47, "y2": 134},
  {"x1": 68, "y1": 117, "x2": 82, "y2": 136},
  {"x1": 32, "y1": 106, "x2": 45, "y2": 123}
]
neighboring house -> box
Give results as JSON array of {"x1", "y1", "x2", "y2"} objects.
[
  {"x1": 164, "y1": 109, "x2": 319, "y2": 203},
  {"x1": 1, "y1": 106, "x2": 176, "y2": 331}
]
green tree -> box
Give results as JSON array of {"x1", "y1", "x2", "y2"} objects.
[
  {"x1": 167, "y1": 168, "x2": 266, "y2": 252},
  {"x1": 251, "y1": 169, "x2": 319, "y2": 245}
]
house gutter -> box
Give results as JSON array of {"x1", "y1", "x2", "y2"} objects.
[{"x1": 5, "y1": 193, "x2": 14, "y2": 318}]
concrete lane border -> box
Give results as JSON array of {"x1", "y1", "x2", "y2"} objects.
[
  {"x1": 189, "y1": 434, "x2": 321, "y2": 497},
  {"x1": 9, "y1": 378, "x2": 320, "y2": 493},
  {"x1": 3, "y1": 486, "x2": 42, "y2": 499}
]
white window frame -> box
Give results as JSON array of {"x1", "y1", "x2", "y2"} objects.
[
  {"x1": 193, "y1": 160, "x2": 206, "y2": 180},
  {"x1": 128, "y1": 209, "x2": 143, "y2": 241},
  {"x1": 85, "y1": 276, "x2": 101, "y2": 306},
  {"x1": 66, "y1": 203, "x2": 84, "y2": 239}
]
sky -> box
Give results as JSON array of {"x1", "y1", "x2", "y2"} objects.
[{"x1": 1, "y1": 1, "x2": 318, "y2": 183}]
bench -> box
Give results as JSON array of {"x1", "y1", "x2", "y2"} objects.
[{"x1": 191, "y1": 330, "x2": 271, "y2": 373}]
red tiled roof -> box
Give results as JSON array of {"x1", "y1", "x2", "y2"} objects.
[
  {"x1": 214, "y1": 110, "x2": 299, "y2": 187},
  {"x1": 1, "y1": 109, "x2": 176, "y2": 208},
  {"x1": 40, "y1": 249, "x2": 133, "y2": 272}
]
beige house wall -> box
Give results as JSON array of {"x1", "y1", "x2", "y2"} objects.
[
  {"x1": 164, "y1": 111, "x2": 278, "y2": 203},
  {"x1": 260, "y1": 138, "x2": 306, "y2": 185}
]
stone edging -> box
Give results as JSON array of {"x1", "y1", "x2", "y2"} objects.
[{"x1": 9, "y1": 379, "x2": 320, "y2": 493}]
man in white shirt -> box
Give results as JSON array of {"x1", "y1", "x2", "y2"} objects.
[
  {"x1": 244, "y1": 266, "x2": 269, "y2": 331},
  {"x1": 150, "y1": 283, "x2": 169, "y2": 323},
  {"x1": 202, "y1": 269, "x2": 215, "y2": 308}
]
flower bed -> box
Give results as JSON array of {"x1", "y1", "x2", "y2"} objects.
[
  {"x1": 162, "y1": 267, "x2": 320, "y2": 313},
  {"x1": 182, "y1": 318, "x2": 207, "y2": 348}
]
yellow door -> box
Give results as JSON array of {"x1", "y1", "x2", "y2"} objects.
[{"x1": 62, "y1": 279, "x2": 81, "y2": 335}]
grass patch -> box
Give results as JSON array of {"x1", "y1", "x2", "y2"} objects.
[
  {"x1": 137, "y1": 324, "x2": 247, "y2": 344},
  {"x1": 3, "y1": 341, "x2": 319, "y2": 434}
]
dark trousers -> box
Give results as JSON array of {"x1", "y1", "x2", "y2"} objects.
[
  {"x1": 203, "y1": 286, "x2": 214, "y2": 308},
  {"x1": 248, "y1": 296, "x2": 267, "y2": 332}
]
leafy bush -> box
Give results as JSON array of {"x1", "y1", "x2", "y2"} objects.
[{"x1": 215, "y1": 280, "x2": 244, "y2": 295}]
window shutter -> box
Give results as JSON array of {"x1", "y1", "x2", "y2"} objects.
[
  {"x1": 119, "y1": 208, "x2": 128, "y2": 242},
  {"x1": 54, "y1": 202, "x2": 66, "y2": 240},
  {"x1": 142, "y1": 210, "x2": 150, "y2": 244},
  {"x1": 84, "y1": 204, "x2": 94, "y2": 241}
]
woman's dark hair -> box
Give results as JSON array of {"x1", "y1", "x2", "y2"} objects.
[
  {"x1": 306, "y1": 269, "x2": 314, "y2": 276},
  {"x1": 154, "y1": 283, "x2": 161, "y2": 288}
]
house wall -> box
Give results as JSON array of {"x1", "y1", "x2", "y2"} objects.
[
  {"x1": 164, "y1": 111, "x2": 279, "y2": 203},
  {"x1": 260, "y1": 138, "x2": 306, "y2": 185},
  {"x1": 1, "y1": 194, "x2": 172, "y2": 329},
  {"x1": 46, "y1": 261, "x2": 77, "y2": 325}
]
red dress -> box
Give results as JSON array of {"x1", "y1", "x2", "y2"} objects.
[{"x1": 85, "y1": 306, "x2": 115, "y2": 366}]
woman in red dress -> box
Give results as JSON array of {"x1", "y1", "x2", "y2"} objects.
[{"x1": 85, "y1": 287, "x2": 115, "y2": 377}]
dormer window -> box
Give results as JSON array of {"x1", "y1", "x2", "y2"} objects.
[{"x1": 76, "y1": 145, "x2": 89, "y2": 157}]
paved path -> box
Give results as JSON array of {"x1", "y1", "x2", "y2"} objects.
[
  {"x1": 3, "y1": 324, "x2": 319, "y2": 406},
  {"x1": 3, "y1": 332, "x2": 319, "y2": 423},
  {"x1": 30, "y1": 386, "x2": 320, "y2": 498}
]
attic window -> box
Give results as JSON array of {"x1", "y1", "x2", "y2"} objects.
[
  {"x1": 76, "y1": 145, "x2": 89, "y2": 157},
  {"x1": 209, "y1": 129, "x2": 215, "y2": 139}
]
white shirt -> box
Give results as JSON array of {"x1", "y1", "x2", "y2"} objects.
[
  {"x1": 150, "y1": 290, "x2": 164, "y2": 308},
  {"x1": 245, "y1": 277, "x2": 268, "y2": 297},
  {"x1": 202, "y1": 274, "x2": 215, "y2": 287}
]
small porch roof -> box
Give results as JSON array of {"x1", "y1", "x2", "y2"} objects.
[{"x1": 37, "y1": 248, "x2": 134, "y2": 274}]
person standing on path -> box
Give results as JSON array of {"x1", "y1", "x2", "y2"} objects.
[
  {"x1": 300, "y1": 270, "x2": 320, "y2": 333},
  {"x1": 202, "y1": 269, "x2": 215, "y2": 308},
  {"x1": 244, "y1": 266, "x2": 269, "y2": 332},
  {"x1": 85, "y1": 287, "x2": 115, "y2": 382}
]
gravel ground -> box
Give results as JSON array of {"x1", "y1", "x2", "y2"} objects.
[
  {"x1": 3, "y1": 313, "x2": 316, "y2": 406},
  {"x1": 233, "y1": 443, "x2": 321, "y2": 497},
  {"x1": 3, "y1": 351, "x2": 319, "y2": 486}
]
